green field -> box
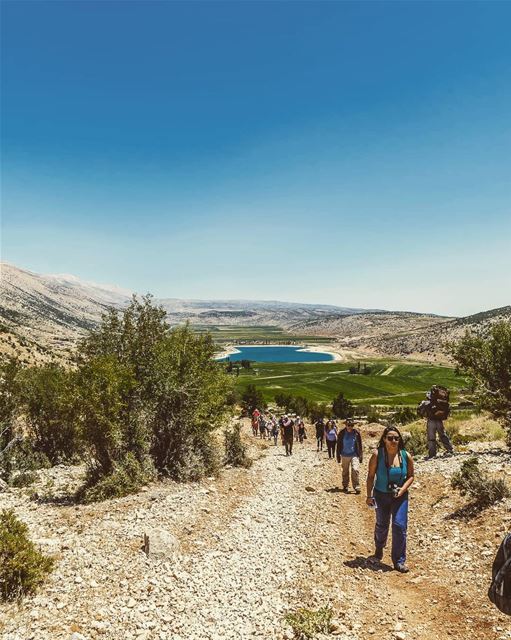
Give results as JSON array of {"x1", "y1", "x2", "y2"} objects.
[
  {"x1": 193, "y1": 324, "x2": 332, "y2": 344},
  {"x1": 234, "y1": 360, "x2": 468, "y2": 407}
]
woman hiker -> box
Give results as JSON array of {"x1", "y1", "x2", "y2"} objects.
[
  {"x1": 325, "y1": 419, "x2": 338, "y2": 459},
  {"x1": 366, "y1": 426, "x2": 415, "y2": 573},
  {"x1": 297, "y1": 417, "x2": 306, "y2": 443}
]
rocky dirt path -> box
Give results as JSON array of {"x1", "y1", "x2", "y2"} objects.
[{"x1": 2, "y1": 427, "x2": 511, "y2": 640}]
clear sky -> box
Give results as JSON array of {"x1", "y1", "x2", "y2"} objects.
[{"x1": 1, "y1": 0, "x2": 510, "y2": 316}]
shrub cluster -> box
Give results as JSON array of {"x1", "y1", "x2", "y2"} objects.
[
  {"x1": 224, "y1": 423, "x2": 252, "y2": 468},
  {"x1": 285, "y1": 607, "x2": 333, "y2": 640},
  {"x1": 450, "y1": 321, "x2": 511, "y2": 446},
  {"x1": 0, "y1": 509, "x2": 54, "y2": 601},
  {"x1": 273, "y1": 391, "x2": 353, "y2": 421},
  {"x1": 1, "y1": 296, "x2": 234, "y2": 500},
  {"x1": 451, "y1": 457, "x2": 509, "y2": 508}
]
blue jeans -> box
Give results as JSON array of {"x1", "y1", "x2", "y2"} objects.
[{"x1": 374, "y1": 489, "x2": 408, "y2": 566}]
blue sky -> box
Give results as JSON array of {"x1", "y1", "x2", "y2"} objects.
[{"x1": 1, "y1": 0, "x2": 510, "y2": 316}]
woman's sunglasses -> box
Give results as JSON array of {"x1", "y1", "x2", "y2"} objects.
[{"x1": 386, "y1": 435, "x2": 400, "y2": 442}]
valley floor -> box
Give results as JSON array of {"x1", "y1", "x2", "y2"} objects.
[{"x1": 1, "y1": 424, "x2": 511, "y2": 640}]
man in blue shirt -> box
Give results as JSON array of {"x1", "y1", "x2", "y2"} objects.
[{"x1": 336, "y1": 418, "x2": 363, "y2": 494}]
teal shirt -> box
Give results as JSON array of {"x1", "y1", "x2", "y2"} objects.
[{"x1": 374, "y1": 448, "x2": 408, "y2": 493}]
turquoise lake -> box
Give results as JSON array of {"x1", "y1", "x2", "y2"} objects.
[{"x1": 217, "y1": 345, "x2": 334, "y2": 363}]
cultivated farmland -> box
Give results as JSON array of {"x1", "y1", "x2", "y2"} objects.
[{"x1": 234, "y1": 360, "x2": 468, "y2": 406}]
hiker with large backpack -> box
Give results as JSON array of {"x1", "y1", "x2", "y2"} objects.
[
  {"x1": 366, "y1": 425, "x2": 415, "y2": 573},
  {"x1": 488, "y1": 533, "x2": 511, "y2": 616},
  {"x1": 418, "y1": 385, "x2": 454, "y2": 459}
]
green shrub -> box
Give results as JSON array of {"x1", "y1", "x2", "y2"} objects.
[
  {"x1": 148, "y1": 326, "x2": 233, "y2": 479},
  {"x1": 19, "y1": 365, "x2": 80, "y2": 464},
  {"x1": 285, "y1": 607, "x2": 333, "y2": 639},
  {"x1": 224, "y1": 423, "x2": 252, "y2": 468},
  {"x1": 392, "y1": 406, "x2": 417, "y2": 425},
  {"x1": 242, "y1": 384, "x2": 266, "y2": 415},
  {"x1": 10, "y1": 471, "x2": 38, "y2": 488},
  {"x1": 80, "y1": 453, "x2": 155, "y2": 503},
  {"x1": 451, "y1": 457, "x2": 510, "y2": 507},
  {"x1": 450, "y1": 322, "x2": 511, "y2": 445},
  {"x1": 1, "y1": 439, "x2": 50, "y2": 486},
  {"x1": 0, "y1": 509, "x2": 54, "y2": 601},
  {"x1": 332, "y1": 392, "x2": 354, "y2": 419},
  {"x1": 404, "y1": 424, "x2": 427, "y2": 456},
  {"x1": 357, "y1": 405, "x2": 385, "y2": 423}
]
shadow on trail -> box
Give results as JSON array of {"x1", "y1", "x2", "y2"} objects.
[
  {"x1": 344, "y1": 556, "x2": 394, "y2": 573},
  {"x1": 445, "y1": 501, "x2": 490, "y2": 521},
  {"x1": 325, "y1": 487, "x2": 342, "y2": 493}
]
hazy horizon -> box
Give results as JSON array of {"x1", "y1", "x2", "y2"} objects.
[{"x1": 2, "y1": 1, "x2": 510, "y2": 317}]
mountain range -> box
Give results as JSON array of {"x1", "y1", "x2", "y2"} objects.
[{"x1": 0, "y1": 261, "x2": 509, "y2": 364}]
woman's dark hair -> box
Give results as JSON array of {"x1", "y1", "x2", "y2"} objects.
[{"x1": 377, "y1": 425, "x2": 406, "y2": 450}]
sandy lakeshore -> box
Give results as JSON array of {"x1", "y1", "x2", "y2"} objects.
[{"x1": 215, "y1": 343, "x2": 348, "y2": 362}]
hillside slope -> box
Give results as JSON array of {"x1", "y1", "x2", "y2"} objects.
[
  {"x1": 290, "y1": 307, "x2": 511, "y2": 362},
  {"x1": 364, "y1": 305, "x2": 511, "y2": 361},
  {"x1": 0, "y1": 263, "x2": 131, "y2": 363}
]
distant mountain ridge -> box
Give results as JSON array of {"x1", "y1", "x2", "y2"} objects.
[
  {"x1": 1, "y1": 262, "x2": 508, "y2": 364},
  {"x1": 0, "y1": 262, "x2": 373, "y2": 363}
]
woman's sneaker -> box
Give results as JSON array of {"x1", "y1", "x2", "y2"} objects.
[{"x1": 394, "y1": 563, "x2": 409, "y2": 573}]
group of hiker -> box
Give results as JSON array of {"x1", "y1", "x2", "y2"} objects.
[
  {"x1": 251, "y1": 410, "x2": 307, "y2": 449},
  {"x1": 248, "y1": 385, "x2": 454, "y2": 575},
  {"x1": 249, "y1": 385, "x2": 511, "y2": 614}
]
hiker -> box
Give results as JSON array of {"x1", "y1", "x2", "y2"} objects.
[
  {"x1": 259, "y1": 414, "x2": 267, "y2": 439},
  {"x1": 418, "y1": 386, "x2": 454, "y2": 459},
  {"x1": 251, "y1": 408, "x2": 261, "y2": 437},
  {"x1": 315, "y1": 418, "x2": 325, "y2": 451},
  {"x1": 366, "y1": 426, "x2": 415, "y2": 573},
  {"x1": 325, "y1": 419, "x2": 338, "y2": 459},
  {"x1": 293, "y1": 416, "x2": 300, "y2": 442},
  {"x1": 270, "y1": 417, "x2": 280, "y2": 446},
  {"x1": 336, "y1": 418, "x2": 363, "y2": 494},
  {"x1": 297, "y1": 418, "x2": 307, "y2": 443},
  {"x1": 280, "y1": 414, "x2": 295, "y2": 456}
]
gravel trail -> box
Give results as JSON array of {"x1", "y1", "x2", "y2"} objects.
[{"x1": 2, "y1": 426, "x2": 511, "y2": 640}]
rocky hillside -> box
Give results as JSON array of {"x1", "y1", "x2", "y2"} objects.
[
  {"x1": 289, "y1": 311, "x2": 451, "y2": 339},
  {"x1": 156, "y1": 299, "x2": 372, "y2": 327},
  {"x1": 0, "y1": 263, "x2": 132, "y2": 364},
  {"x1": 363, "y1": 305, "x2": 511, "y2": 361},
  {"x1": 290, "y1": 307, "x2": 511, "y2": 362}
]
